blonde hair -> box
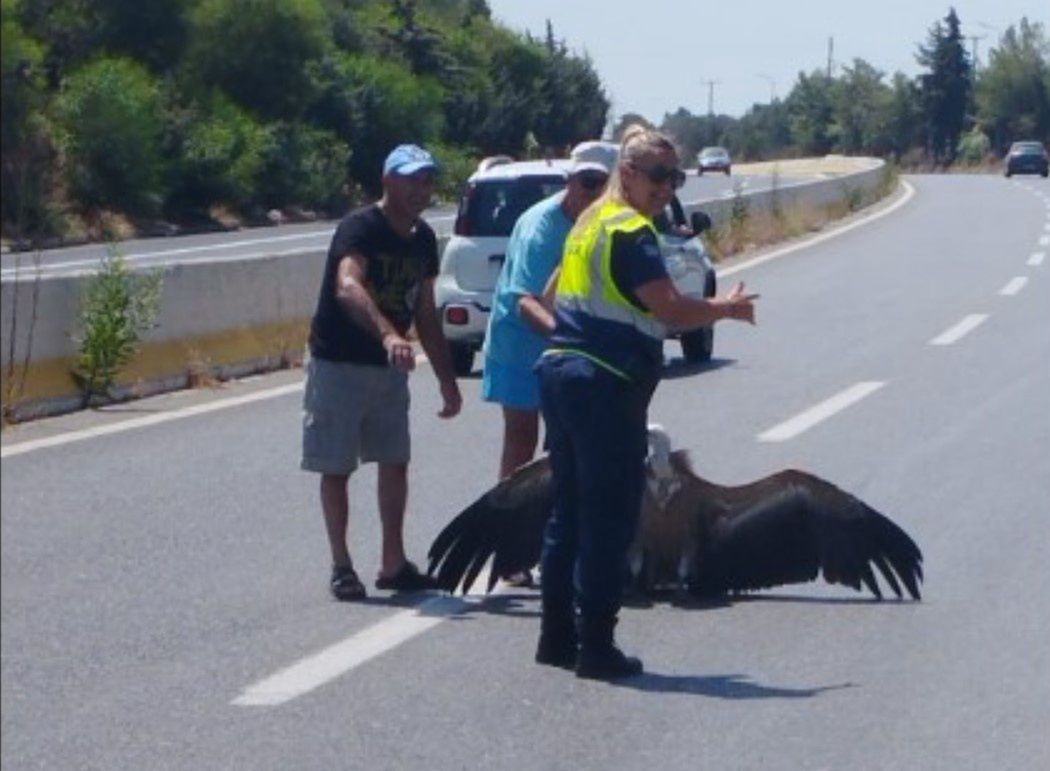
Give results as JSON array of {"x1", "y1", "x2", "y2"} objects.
[{"x1": 573, "y1": 124, "x2": 679, "y2": 230}]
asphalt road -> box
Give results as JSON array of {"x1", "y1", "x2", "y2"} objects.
[
  {"x1": 2, "y1": 175, "x2": 1048, "y2": 770},
  {"x1": 0, "y1": 172, "x2": 796, "y2": 279}
]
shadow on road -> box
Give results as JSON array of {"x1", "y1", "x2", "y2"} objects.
[
  {"x1": 661, "y1": 356, "x2": 736, "y2": 379},
  {"x1": 615, "y1": 672, "x2": 855, "y2": 699}
]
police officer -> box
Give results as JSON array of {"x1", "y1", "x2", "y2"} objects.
[{"x1": 534, "y1": 126, "x2": 758, "y2": 679}]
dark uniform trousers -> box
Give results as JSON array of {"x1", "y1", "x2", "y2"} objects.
[{"x1": 537, "y1": 352, "x2": 654, "y2": 623}]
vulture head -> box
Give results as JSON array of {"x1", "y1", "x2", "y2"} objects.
[{"x1": 428, "y1": 427, "x2": 923, "y2": 602}]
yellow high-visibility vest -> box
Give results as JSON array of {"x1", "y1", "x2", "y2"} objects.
[{"x1": 556, "y1": 199, "x2": 666, "y2": 341}]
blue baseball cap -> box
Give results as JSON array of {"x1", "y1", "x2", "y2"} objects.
[{"x1": 383, "y1": 144, "x2": 439, "y2": 176}]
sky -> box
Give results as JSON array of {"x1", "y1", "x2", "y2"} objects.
[{"x1": 485, "y1": 0, "x2": 1048, "y2": 123}]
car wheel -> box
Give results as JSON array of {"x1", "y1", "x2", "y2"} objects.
[
  {"x1": 449, "y1": 343, "x2": 475, "y2": 376},
  {"x1": 697, "y1": 168, "x2": 704, "y2": 176},
  {"x1": 724, "y1": 168, "x2": 731, "y2": 176},
  {"x1": 680, "y1": 327, "x2": 713, "y2": 362}
]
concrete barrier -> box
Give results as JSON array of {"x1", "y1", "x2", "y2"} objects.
[{"x1": 1, "y1": 157, "x2": 888, "y2": 422}]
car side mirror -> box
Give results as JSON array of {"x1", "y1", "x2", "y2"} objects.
[{"x1": 690, "y1": 211, "x2": 712, "y2": 235}]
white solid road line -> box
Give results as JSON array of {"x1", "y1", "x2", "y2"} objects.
[
  {"x1": 0, "y1": 215, "x2": 456, "y2": 279},
  {"x1": 999, "y1": 276, "x2": 1028, "y2": 296},
  {"x1": 0, "y1": 232, "x2": 332, "y2": 278},
  {"x1": 0, "y1": 382, "x2": 304, "y2": 459},
  {"x1": 233, "y1": 577, "x2": 497, "y2": 707},
  {"x1": 929, "y1": 314, "x2": 989, "y2": 346},
  {"x1": 757, "y1": 381, "x2": 886, "y2": 443},
  {"x1": 718, "y1": 179, "x2": 916, "y2": 279},
  {"x1": 1029, "y1": 252, "x2": 1045, "y2": 266}
]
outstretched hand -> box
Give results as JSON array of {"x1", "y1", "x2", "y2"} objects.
[{"x1": 725, "y1": 281, "x2": 759, "y2": 324}]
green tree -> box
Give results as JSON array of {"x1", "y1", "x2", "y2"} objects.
[
  {"x1": 612, "y1": 113, "x2": 653, "y2": 140},
  {"x1": 785, "y1": 70, "x2": 835, "y2": 155},
  {"x1": 332, "y1": 54, "x2": 444, "y2": 195},
  {"x1": 473, "y1": 31, "x2": 546, "y2": 154},
  {"x1": 916, "y1": 8, "x2": 972, "y2": 164},
  {"x1": 1, "y1": 1, "x2": 57, "y2": 236},
  {"x1": 731, "y1": 101, "x2": 792, "y2": 161},
  {"x1": 831, "y1": 59, "x2": 893, "y2": 154},
  {"x1": 660, "y1": 110, "x2": 736, "y2": 163},
  {"x1": 884, "y1": 73, "x2": 924, "y2": 160},
  {"x1": 976, "y1": 18, "x2": 1050, "y2": 151},
  {"x1": 186, "y1": 0, "x2": 330, "y2": 120},
  {"x1": 531, "y1": 22, "x2": 608, "y2": 151},
  {"x1": 54, "y1": 57, "x2": 167, "y2": 214}
]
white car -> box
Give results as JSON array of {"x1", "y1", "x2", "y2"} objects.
[{"x1": 435, "y1": 157, "x2": 717, "y2": 375}]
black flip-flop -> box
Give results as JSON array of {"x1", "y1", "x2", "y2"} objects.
[{"x1": 375, "y1": 561, "x2": 439, "y2": 592}]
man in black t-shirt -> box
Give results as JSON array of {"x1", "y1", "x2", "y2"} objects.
[{"x1": 301, "y1": 144, "x2": 462, "y2": 601}]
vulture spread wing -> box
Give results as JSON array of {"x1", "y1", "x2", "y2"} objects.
[
  {"x1": 674, "y1": 455, "x2": 923, "y2": 600},
  {"x1": 427, "y1": 457, "x2": 552, "y2": 593},
  {"x1": 427, "y1": 440, "x2": 924, "y2": 602}
]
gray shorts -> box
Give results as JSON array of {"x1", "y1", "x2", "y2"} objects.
[{"x1": 301, "y1": 357, "x2": 410, "y2": 475}]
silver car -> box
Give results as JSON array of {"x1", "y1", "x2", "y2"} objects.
[{"x1": 697, "y1": 146, "x2": 732, "y2": 176}]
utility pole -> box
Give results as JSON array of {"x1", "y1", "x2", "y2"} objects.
[
  {"x1": 757, "y1": 73, "x2": 776, "y2": 102},
  {"x1": 701, "y1": 79, "x2": 719, "y2": 116},
  {"x1": 967, "y1": 34, "x2": 986, "y2": 70},
  {"x1": 827, "y1": 36, "x2": 834, "y2": 78}
]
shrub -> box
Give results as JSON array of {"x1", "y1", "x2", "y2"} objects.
[
  {"x1": 172, "y1": 95, "x2": 270, "y2": 211},
  {"x1": 54, "y1": 57, "x2": 166, "y2": 215},
  {"x1": 956, "y1": 128, "x2": 992, "y2": 166},
  {"x1": 73, "y1": 251, "x2": 163, "y2": 405},
  {"x1": 255, "y1": 121, "x2": 349, "y2": 214}
]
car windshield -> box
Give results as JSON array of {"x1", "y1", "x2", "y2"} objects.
[
  {"x1": 1012, "y1": 142, "x2": 1045, "y2": 154},
  {"x1": 460, "y1": 176, "x2": 566, "y2": 237},
  {"x1": 701, "y1": 148, "x2": 727, "y2": 157}
]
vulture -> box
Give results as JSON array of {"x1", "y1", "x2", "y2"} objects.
[{"x1": 427, "y1": 427, "x2": 923, "y2": 601}]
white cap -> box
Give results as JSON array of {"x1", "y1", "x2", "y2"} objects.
[{"x1": 569, "y1": 140, "x2": 618, "y2": 175}]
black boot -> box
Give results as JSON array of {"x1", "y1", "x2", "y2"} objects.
[
  {"x1": 535, "y1": 609, "x2": 578, "y2": 670},
  {"x1": 575, "y1": 616, "x2": 643, "y2": 680}
]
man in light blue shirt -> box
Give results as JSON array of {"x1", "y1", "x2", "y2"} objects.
[{"x1": 482, "y1": 141, "x2": 617, "y2": 480}]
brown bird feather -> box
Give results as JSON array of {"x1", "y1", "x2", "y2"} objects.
[{"x1": 427, "y1": 433, "x2": 923, "y2": 601}]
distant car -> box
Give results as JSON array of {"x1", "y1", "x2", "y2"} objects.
[
  {"x1": 435, "y1": 156, "x2": 718, "y2": 375},
  {"x1": 1004, "y1": 141, "x2": 1049, "y2": 178},
  {"x1": 697, "y1": 146, "x2": 732, "y2": 176}
]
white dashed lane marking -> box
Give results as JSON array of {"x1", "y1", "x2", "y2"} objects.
[
  {"x1": 999, "y1": 276, "x2": 1028, "y2": 296},
  {"x1": 930, "y1": 314, "x2": 989, "y2": 346},
  {"x1": 757, "y1": 381, "x2": 885, "y2": 443},
  {"x1": 233, "y1": 578, "x2": 497, "y2": 707},
  {"x1": 1028, "y1": 252, "x2": 1045, "y2": 266}
]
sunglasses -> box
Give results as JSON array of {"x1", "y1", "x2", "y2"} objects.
[
  {"x1": 574, "y1": 171, "x2": 609, "y2": 191},
  {"x1": 633, "y1": 164, "x2": 686, "y2": 189}
]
